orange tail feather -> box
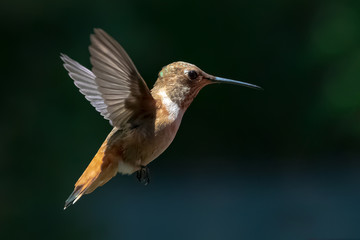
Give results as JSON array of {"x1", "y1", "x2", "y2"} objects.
[{"x1": 64, "y1": 138, "x2": 120, "y2": 210}]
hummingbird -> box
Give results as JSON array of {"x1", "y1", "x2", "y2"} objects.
[{"x1": 60, "y1": 28, "x2": 261, "y2": 209}]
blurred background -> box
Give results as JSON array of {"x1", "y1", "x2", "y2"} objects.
[{"x1": 1, "y1": 0, "x2": 360, "y2": 239}]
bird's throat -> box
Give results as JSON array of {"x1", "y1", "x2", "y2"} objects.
[{"x1": 158, "y1": 89, "x2": 181, "y2": 121}]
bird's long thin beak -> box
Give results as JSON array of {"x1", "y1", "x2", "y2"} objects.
[{"x1": 208, "y1": 76, "x2": 263, "y2": 90}]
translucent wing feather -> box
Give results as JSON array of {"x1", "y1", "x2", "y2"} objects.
[{"x1": 61, "y1": 29, "x2": 155, "y2": 128}]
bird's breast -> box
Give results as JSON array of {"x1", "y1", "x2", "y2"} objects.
[
  {"x1": 141, "y1": 108, "x2": 184, "y2": 166},
  {"x1": 110, "y1": 90, "x2": 186, "y2": 172}
]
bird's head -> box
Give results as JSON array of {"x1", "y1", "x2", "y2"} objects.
[{"x1": 152, "y1": 61, "x2": 261, "y2": 109}]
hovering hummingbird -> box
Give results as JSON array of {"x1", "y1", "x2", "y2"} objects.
[{"x1": 61, "y1": 28, "x2": 261, "y2": 209}]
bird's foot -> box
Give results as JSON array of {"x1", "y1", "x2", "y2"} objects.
[{"x1": 136, "y1": 166, "x2": 150, "y2": 185}]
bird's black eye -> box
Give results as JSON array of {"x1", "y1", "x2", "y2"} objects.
[{"x1": 187, "y1": 70, "x2": 198, "y2": 80}]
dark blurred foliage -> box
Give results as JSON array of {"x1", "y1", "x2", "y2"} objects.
[{"x1": 1, "y1": 0, "x2": 360, "y2": 239}]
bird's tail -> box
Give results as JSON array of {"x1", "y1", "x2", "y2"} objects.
[
  {"x1": 64, "y1": 180, "x2": 95, "y2": 209},
  {"x1": 63, "y1": 154, "x2": 103, "y2": 210},
  {"x1": 63, "y1": 137, "x2": 119, "y2": 210}
]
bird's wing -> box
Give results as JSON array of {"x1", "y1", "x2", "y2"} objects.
[{"x1": 61, "y1": 28, "x2": 155, "y2": 128}]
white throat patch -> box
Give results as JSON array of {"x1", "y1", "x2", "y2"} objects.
[{"x1": 159, "y1": 90, "x2": 181, "y2": 121}]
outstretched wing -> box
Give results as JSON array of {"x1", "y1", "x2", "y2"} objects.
[{"x1": 61, "y1": 28, "x2": 155, "y2": 128}]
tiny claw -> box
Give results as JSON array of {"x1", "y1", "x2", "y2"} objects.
[{"x1": 136, "y1": 166, "x2": 150, "y2": 185}]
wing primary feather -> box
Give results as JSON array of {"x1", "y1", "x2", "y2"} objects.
[
  {"x1": 91, "y1": 29, "x2": 134, "y2": 72},
  {"x1": 61, "y1": 28, "x2": 156, "y2": 129},
  {"x1": 60, "y1": 53, "x2": 113, "y2": 125}
]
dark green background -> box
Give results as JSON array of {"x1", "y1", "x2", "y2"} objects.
[{"x1": 2, "y1": 0, "x2": 360, "y2": 239}]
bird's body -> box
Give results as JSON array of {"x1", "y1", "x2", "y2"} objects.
[{"x1": 61, "y1": 29, "x2": 261, "y2": 209}]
